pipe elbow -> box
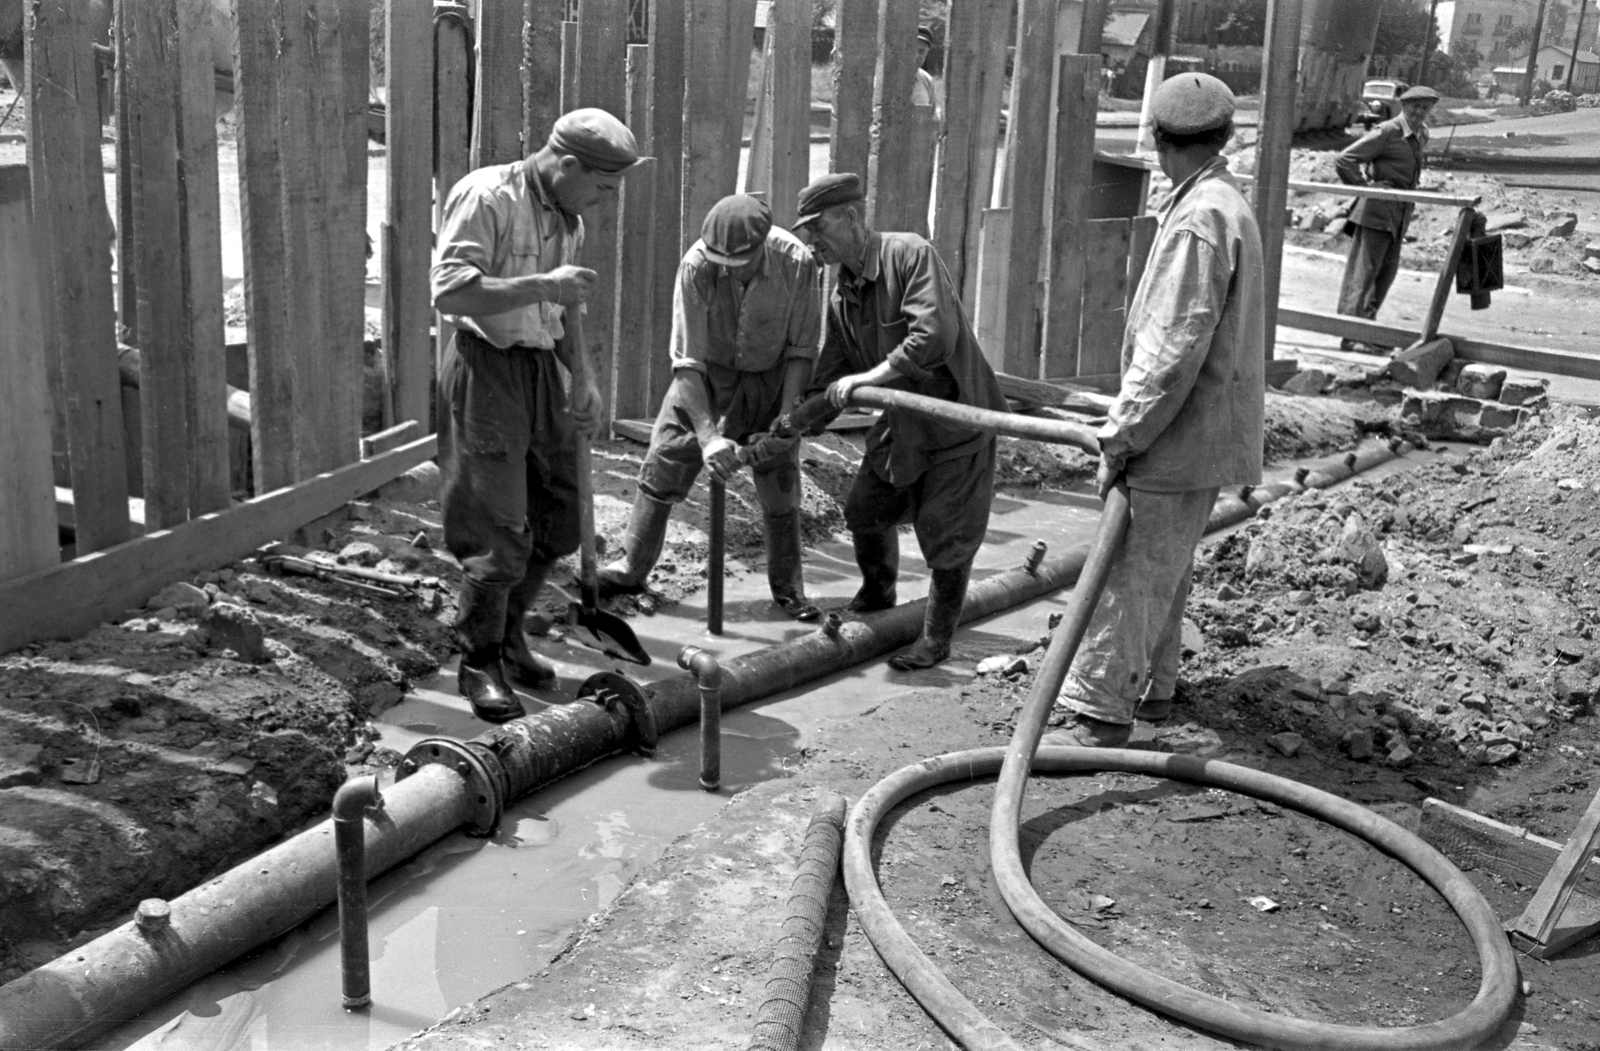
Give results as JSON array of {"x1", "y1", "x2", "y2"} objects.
[
  {"x1": 333, "y1": 774, "x2": 383, "y2": 823},
  {"x1": 677, "y1": 645, "x2": 723, "y2": 689}
]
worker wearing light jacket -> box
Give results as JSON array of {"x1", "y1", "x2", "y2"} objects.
[
  {"x1": 432, "y1": 108, "x2": 643, "y2": 723},
  {"x1": 795, "y1": 172, "x2": 1009, "y2": 672},
  {"x1": 1334, "y1": 84, "x2": 1438, "y2": 351},
  {"x1": 599, "y1": 193, "x2": 824, "y2": 622},
  {"x1": 1049, "y1": 73, "x2": 1265, "y2": 747}
]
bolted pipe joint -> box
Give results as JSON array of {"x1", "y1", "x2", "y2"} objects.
[
  {"x1": 678, "y1": 646, "x2": 723, "y2": 793},
  {"x1": 334, "y1": 774, "x2": 383, "y2": 1011},
  {"x1": 1022, "y1": 539, "x2": 1048, "y2": 575}
]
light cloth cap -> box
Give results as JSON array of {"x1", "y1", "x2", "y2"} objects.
[{"x1": 1150, "y1": 72, "x2": 1236, "y2": 135}]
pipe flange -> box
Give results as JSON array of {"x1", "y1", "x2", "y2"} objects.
[
  {"x1": 578, "y1": 671, "x2": 658, "y2": 757},
  {"x1": 398, "y1": 737, "x2": 502, "y2": 835}
]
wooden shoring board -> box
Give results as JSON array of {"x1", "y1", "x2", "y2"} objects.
[
  {"x1": 611, "y1": 44, "x2": 656, "y2": 424},
  {"x1": 126, "y1": 0, "x2": 192, "y2": 530},
  {"x1": 561, "y1": 20, "x2": 579, "y2": 111},
  {"x1": 177, "y1": 0, "x2": 230, "y2": 515},
  {"x1": 1125, "y1": 213, "x2": 1159, "y2": 313},
  {"x1": 386, "y1": 0, "x2": 435, "y2": 432},
  {"x1": 0, "y1": 437, "x2": 439, "y2": 656},
  {"x1": 232, "y1": 0, "x2": 297, "y2": 494},
  {"x1": 576, "y1": 0, "x2": 627, "y2": 426},
  {"x1": 1041, "y1": 54, "x2": 1100, "y2": 381},
  {"x1": 646, "y1": 0, "x2": 684, "y2": 413},
  {"x1": 1423, "y1": 206, "x2": 1475, "y2": 344},
  {"x1": 1076, "y1": 0, "x2": 1109, "y2": 57},
  {"x1": 1252, "y1": 0, "x2": 1302, "y2": 359},
  {"x1": 865, "y1": 0, "x2": 919, "y2": 232},
  {"x1": 934, "y1": 0, "x2": 1004, "y2": 298},
  {"x1": 333, "y1": 0, "x2": 371, "y2": 467},
  {"x1": 1077, "y1": 217, "x2": 1130, "y2": 378},
  {"x1": 682, "y1": 0, "x2": 738, "y2": 250},
  {"x1": 1508, "y1": 788, "x2": 1600, "y2": 956},
  {"x1": 26, "y1": 0, "x2": 131, "y2": 555},
  {"x1": 954, "y1": 0, "x2": 1010, "y2": 311},
  {"x1": 722, "y1": 0, "x2": 760, "y2": 189},
  {"x1": 0, "y1": 167, "x2": 60, "y2": 584},
  {"x1": 745, "y1": 25, "x2": 775, "y2": 195},
  {"x1": 1000, "y1": 0, "x2": 1057, "y2": 379},
  {"x1": 524, "y1": 0, "x2": 565, "y2": 150},
  {"x1": 434, "y1": 7, "x2": 473, "y2": 378},
  {"x1": 114, "y1": 2, "x2": 138, "y2": 348},
  {"x1": 904, "y1": 106, "x2": 939, "y2": 239},
  {"x1": 995, "y1": 371, "x2": 1114, "y2": 414},
  {"x1": 475, "y1": 0, "x2": 526, "y2": 168},
  {"x1": 829, "y1": 0, "x2": 876, "y2": 181},
  {"x1": 767, "y1": 0, "x2": 810, "y2": 230},
  {"x1": 974, "y1": 207, "x2": 1011, "y2": 370}
]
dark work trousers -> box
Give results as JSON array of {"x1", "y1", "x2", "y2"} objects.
[
  {"x1": 1337, "y1": 223, "x2": 1403, "y2": 320},
  {"x1": 638, "y1": 364, "x2": 801, "y2": 515},
  {"x1": 843, "y1": 439, "x2": 995, "y2": 573},
  {"x1": 437, "y1": 330, "x2": 581, "y2": 589}
]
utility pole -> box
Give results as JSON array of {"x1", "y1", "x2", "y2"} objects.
[
  {"x1": 1566, "y1": 0, "x2": 1589, "y2": 93},
  {"x1": 1418, "y1": 0, "x2": 1442, "y2": 85},
  {"x1": 1521, "y1": 0, "x2": 1549, "y2": 106}
]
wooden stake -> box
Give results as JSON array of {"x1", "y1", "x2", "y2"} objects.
[
  {"x1": 1042, "y1": 54, "x2": 1101, "y2": 381},
  {"x1": 1077, "y1": 218, "x2": 1131, "y2": 378},
  {"x1": 935, "y1": 0, "x2": 1008, "y2": 299},
  {"x1": 612, "y1": 43, "x2": 656, "y2": 423},
  {"x1": 387, "y1": 0, "x2": 435, "y2": 432},
  {"x1": 1001, "y1": 0, "x2": 1057, "y2": 378},
  {"x1": 865, "y1": 0, "x2": 920, "y2": 231},
  {"x1": 1422, "y1": 207, "x2": 1475, "y2": 343},
  {"x1": 647, "y1": 0, "x2": 685, "y2": 411},
  {"x1": 434, "y1": 6, "x2": 473, "y2": 377},
  {"x1": 1253, "y1": 0, "x2": 1303, "y2": 360},
  {"x1": 475, "y1": 0, "x2": 527, "y2": 167},
  {"x1": 525, "y1": 0, "x2": 565, "y2": 149},
  {"x1": 829, "y1": 0, "x2": 876, "y2": 180},
  {"x1": 334, "y1": 0, "x2": 371, "y2": 466},
  {"x1": 576, "y1": 0, "x2": 627, "y2": 427},
  {"x1": 1508, "y1": 788, "x2": 1600, "y2": 955}
]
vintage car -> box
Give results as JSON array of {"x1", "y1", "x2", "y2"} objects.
[{"x1": 1357, "y1": 78, "x2": 1409, "y2": 129}]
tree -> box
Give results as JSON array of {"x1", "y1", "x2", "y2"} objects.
[
  {"x1": 1373, "y1": 0, "x2": 1436, "y2": 63},
  {"x1": 1177, "y1": 0, "x2": 1268, "y2": 46}
]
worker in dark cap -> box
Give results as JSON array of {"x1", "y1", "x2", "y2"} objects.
[
  {"x1": 598, "y1": 194, "x2": 823, "y2": 621},
  {"x1": 913, "y1": 25, "x2": 942, "y2": 121},
  {"x1": 431, "y1": 106, "x2": 643, "y2": 722},
  {"x1": 793, "y1": 172, "x2": 1009, "y2": 671},
  {"x1": 1047, "y1": 72, "x2": 1265, "y2": 747},
  {"x1": 1334, "y1": 84, "x2": 1439, "y2": 351}
]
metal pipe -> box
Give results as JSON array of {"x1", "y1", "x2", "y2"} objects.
[
  {"x1": 679, "y1": 646, "x2": 723, "y2": 791},
  {"x1": 333, "y1": 774, "x2": 384, "y2": 1010},
  {"x1": 709, "y1": 479, "x2": 725, "y2": 635}
]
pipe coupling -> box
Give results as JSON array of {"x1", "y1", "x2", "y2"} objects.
[
  {"x1": 821, "y1": 611, "x2": 844, "y2": 638},
  {"x1": 134, "y1": 898, "x2": 171, "y2": 935},
  {"x1": 1022, "y1": 539, "x2": 1048, "y2": 575},
  {"x1": 398, "y1": 738, "x2": 504, "y2": 835}
]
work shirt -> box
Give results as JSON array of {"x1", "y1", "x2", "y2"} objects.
[
  {"x1": 1100, "y1": 156, "x2": 1264, "y2": 493},
  {"x1": 811, "y1": 231, "x2": 1009, "y2": 486},
  {"x1": 1334, "y1": 115, "x2": 1428, "y2": 238},
  {"x1": 912, "y1": 68, "x2": 943, "y2": 121},
  {"x1": 431, "y1": 162, "x2": 584, "y2": 350},
  {"x1": 670, "y1": 228, "x2": 822, "y2": 380}
]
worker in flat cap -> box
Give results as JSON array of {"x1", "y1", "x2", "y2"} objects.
[
  {"x1": 793, "y1": 172, "x2": 1009, "y2": 671},
  {"x1": 431, "y1": 107, "x2": 643, "y2": 722},
  {"x1": 598, "y1": 194, "x2": 824, "y2": 621},
  {"x1": 1047, "y1": 72, "x2": 1265, "y2": 747},
  {"x1": 912, "y1": 25, "x2": 943, "y2": 121},
  {"x1": 1334, "y1": 84, "x2": 1438, "y2": 351}
]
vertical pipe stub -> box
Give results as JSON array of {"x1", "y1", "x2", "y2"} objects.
[
  {"x1": 678, "y1": 646, "x2": 723, "y2": 793},
  {"x1": 133, "y1": 899, "x2": 171, "y2": 934},
  {"x1": 1023, "y1": 539, "x2": 1048, "y2": 575},
  {"x1": 333, "y1": 774, "x2": 384, "y2": 1011},
  {"x1": 822, "y1": 610, "x2": 844, "y2": 638}
]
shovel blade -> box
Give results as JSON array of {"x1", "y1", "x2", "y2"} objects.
[{"x1": 567, "y1": 602, "x2": 652, "y2": 666}]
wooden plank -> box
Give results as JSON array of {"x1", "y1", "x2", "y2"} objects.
[
  {"x1": 995, "y1": 371, "x2": 1114, "y2": 414},
  {"x1": 576, "y1": 0, "x2": 628, "y2": 426},
  {"x1": 955, "y1": 0, "x2": 1010, "y2": 310},
  {"x1": 744, "y1": 24, "x2": 774, "y2": 195},
  {"x1": 524, "y1": 0, "x2": 566, "y2": 149},
  {"x1": 435, "y1": 6, "x2": 474, "y2": 379},
  {"x1": 901, "y1": 106, "x2": 938, "y2": 239},
  {"x1": 723, "y1": 0, "x2": 759, "y2": 191},
  {"x1": 0, "y1": 167, "x2": 60, "y2": 583},
  {"x1": 387, "y1": 0, "x2": 435, "y2": 431},
  {"x1": 935, "y1": 0, "x2": 1006, "y2": 299},
  {"x1": 125, "y1": 0, "x2": 192, "y2": 530},
  {"x1": 0, "y1": 436, "x2": 438, "y2": 655},
  {"x1": 1000, "y1": 0, "x2": 1057, "y2": 378},
  {"x1": 561, "y1": 20, "x2": 579, "y2": 111},
  {"x1": 767, "y1": 0, "x2": 809, "y2": 229},
  {"x1": 1419, "y1": 798, "x2": 1600, "y2": 899},
  {"x1": 865, "y1": 0, "x2": 920, "y2": 231},
  {"x1": 611, "y1": 44, "x2": 655, "y2": 423},
  {"x1": 26, "y1": 0, "x2": 131, "y2": 554},
  {"x1": 829, "y1": 0, "x2": 876, "y2": 180},
  {"x1": 1076, "y1": 0, "x2": 1109, "y2": 54},
  {"x1": 1422, "y1": 207, "x2": 1474, "y2": 343},
  {"x1": 176, "y1": 0, "x2": 230, "y2": 515},
  {"x1": 1041, "y1": 54, "x2": 1100, "y2": 381},
  {"x1": 646, "y1": 0, "x2": 684, "y2": 412},
  {"x1": 1509, "y1": 789, "x2": 1600, "y2": 948},
  {"x1": 56, "y1": 488, "x2": 146, "y2": 539},
  {"x1": 973, "y1": 207, "x2": 1010, "y2": 370},
  {"x1": 333, "y1": 0, "x2": 371, "y2": 465},
  {"x1": 1285, "y1": 180, "x2": 1479, "y2": 208},
  {"x1": 113, "y1": 1, "x2": 137, "y2": 347},
  {"x1": 611, "y1": 417, "x2": 655, "y2": 444},
  {"x1": 1077, "y1": 217, "x2": 1130, "y2": 378},
  {"x1": 475, "y1": 0, "x2": 526, "y2": 167},
  {"x1": 1253, "y1": 0, "x2": 1303, "y2": 359},
  {"x1": 682, "y1": 0, "x2": 736, "y2": 246},
  {"x1": 360, "y1": 420, "x2": 421, "y2": 458},
  {"x1": 1125, "y1": 213, "x2": 1159, "y2": 312}
]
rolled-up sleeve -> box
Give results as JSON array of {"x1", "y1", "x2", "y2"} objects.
[
  {"x1": 782, "y1": 259, "x2": 822, "y2": 362},
  {"x1": 1334, "y1": 125, "x2": 1391, "y2": 185},
  {"x1": 431, "y1": 182, "x2": 501, "y2": 303},
  {"x1": 883, "y1": 243, "x2": 957, "y2": 383},
  {"x1": 1099, "y1": 229, "x2": 1228, "y2": 464},
  {"x1": 668, "y1": 261, "x2": 713, "y2": 375}
]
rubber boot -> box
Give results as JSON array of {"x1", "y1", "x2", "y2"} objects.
[
  {"x1": 888, "y1": 564, "x2": 970, "y2": 671},
  {"x1": 846, "y1": 530, "x2": 899, "y2": 613},
  {"x1": 764, "y1": 512, "x2": 820, "y2": 621},
  {"x1": 454, "y1": 579, "x2": 524, "y2": 722},
  {"x1": 597, "y1": 492, "x2": 673, "y2": 597},
  {"x1": 502, "y1": 561, "x2": 557, "y2": 690}
]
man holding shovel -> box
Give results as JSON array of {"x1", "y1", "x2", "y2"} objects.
[
  {"x1": 431, "y1": 108, "x2": 642, "y2": 722},
  {"x1": 599, "y1": 193, "x2": 824, "y2": 622}
]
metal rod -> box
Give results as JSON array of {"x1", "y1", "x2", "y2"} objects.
[{"x1": 708, "y1": 479, "x2": 726, "y2": 635}]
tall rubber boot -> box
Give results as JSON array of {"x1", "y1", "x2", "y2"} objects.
[
  {"x1": 454, "y1": 579, "x2": 524, "y2": 722},
  {"x1": 597, "y1": 491, "x2": 673, "y2": 597},
  {"x1": 888, "y1": 563, "x2": 970, "y2": 671},
  {"x1": 846, "y1": 530, "x2": 899, "y2": 613},
  {"x1": 764, "y1": 512, "x2": 820, "y2": 621},
  {"x1": 502, "y1": 561, "x2": 557, "y2": 690}
]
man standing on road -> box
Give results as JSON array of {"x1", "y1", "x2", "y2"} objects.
[
  {"x1": 795, "y1": 173, "x2": 1009, "y2": 671},
  {"x1": 1048, "y1": 74, "x2": 1265, "y2": 747},
  {"x1": 599, "y1": 193, "x2": 824, "y2": 622},
  {"x1": 1334, "y1": 85, "x2": 1438, "y2": 352},
  {"x1": 432, "y1": 107, "x2": 642, "y2": 723}
]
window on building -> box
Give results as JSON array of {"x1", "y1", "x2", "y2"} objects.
[
  {"x1": 1496, "y1": 14, "x2": 1514, "y2": 29},
  {"x1": 1553, "y1": 64, "x2": 1565, "y2": 79},
  {"x1": 1466, "y1": 12, "x2": 1482, "y2": 25}
]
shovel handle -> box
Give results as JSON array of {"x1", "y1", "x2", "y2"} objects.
[
  {"x1": 708, "y1": 478, "x2": 725, "y2": 635},
  {"x1": 567, "y1": 335, "x2": 601, "y2": 611}
]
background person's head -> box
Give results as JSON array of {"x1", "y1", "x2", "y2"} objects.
[
  {"x1": 700, "y1": 194, "x2": 772, "y2": 280},
  {"x1": 916, "y1": 25, "x2": 933, "y2": 69}
]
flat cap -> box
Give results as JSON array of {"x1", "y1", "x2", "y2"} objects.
[
  {"x1": 1400, "y1": 85, "x2": 1440, "y2": 103},
  {"x1": 793, "y1": 173, "x2": 865, "y2": 229},
  {"x1": 917, "y1": 25, "x2": 935, "y2": 46},
  {"x1": 701, "y1": 194, "x2": 772, "y2": 266},
  {"x1": 548, "y1": 107, "x2": 644, "y2": 174},
  {"x1": 1150, "y1": 72, "x2": 1235, "y2": 135}
]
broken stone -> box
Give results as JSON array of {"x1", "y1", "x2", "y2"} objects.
[
  {"x1": 1584, "y1": 257, "x2": 1600, "y2": 275},
  {"x1": 199, "y1": 603, "x2": 269, "y2": 663},
  {"x1": 1502, "y1": 231, "x2": 1536, "y2": 250},
  {"x1": 145, "y1": 582, "x2": 209, "y2": 614},
  {"x1": 1499, "y1": 377, "x2": 1549, "y2": 406},
  {"x1": 1324, "y1": 512, "x2": 1388, "y2": 590},
  {"x1": 976, "y1": 655, "x2": 1027, "y2": 677},
  {"x1": 1484, "y1": 211, "x2": 1525, "y2": 232},
  {"x1": 1386, "y1": 738, "x2": 1415, "y2": 767},
  {"x1": 1267, "y1": 732, "x2": 1303, "y2": 757},
  {"x1": 1460, "y1": 692, "x2": 1492, "y2": 712},
  {"x1": 1180, "y1": 619, "x2": 1204, "y2": 658},
  {"x1": 411, "y1": 530, "x2": 432, "y2": 550},
  {"x1": 1484, "y1": 743, "x2": 1519, "y2": 765},
  {"x1": 1387, "y1": 337, "x2": 1453, "y2": 390},
  {"x1": 1455, "y1": 363, "x2": 1506, "y2": 401},
  {"x1": 1283, "y1": 368, "x2": 1331, "y2": 396},
  {"x1": 245, "y1": 582, "x2": 277, "y2": 605},
  {"x1": 1546, "y1": 213, "x2": 1578, "y2": 238},
  {"x1": 1584, "y1": 241, "x2": 1600, "y2": 261},
  {"x1": 0, "y1": 741, "x2": 45, "y2": 788},
  {"x1": 1342, "y1": 728, "x2": 1375, "y2": 760},
  {"x1": 338, "y1": 541, "x2": 384, "y2": 566}
]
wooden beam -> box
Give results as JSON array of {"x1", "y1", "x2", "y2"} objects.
[
  {"x1": 113, "y1": 2, "x2": 137, "y2": 349},
  {"x1": 0, "y1": 167, "x2": 60, "y2": 584},
  {"x1": 1508, "y1": 789, "x2": 1600, "y2": 952},
  {"x1": 829, "y1": 0, "x2": 876, "y2": 181},
  {"x1": 935, "y1": 0, "x2": 1007, "y2": 300},
  {"x1": 0, "y1": 437, "x2": 438, "y2": 656},
  {"x1": 475, "y1": 0, "x2": 527, "y2": 168},
  {"x1": 865, "y1": 0, "x2": 920, "y2": 231},
  {"x1": 1419, "y1": 798, "x2": 1600, "y2": 898},
  {"x1": 723, "y1": 0, "x2": 759, "y2": 191},
  {"x1": 56, "y1": 488, "x2": 146, "y2": 540},
  {"x1": 1077, "y1": 0, "x2": 1109, "y2": 55},
  {"x1": 1125, "y1": 213, "x2": 1159, "y2": 312},
  {"x1": 1078, "y1": 217, "x2": 1130, "y2": 378},
  {"x1": 995, "y1": 371, "x2": 1114, "y2": 414},
  {"x1": 973, "y1": 207, "x2": 1010, "y2": 370},
  {"x1": 360, "y1": 420, "x2": 421, "y2": 458},
  {"x1": 744, "y1": 25, "x2": 773, "y2": 194},
  {"x1": 177, "y1": 0, "x2": 230, "y2": 516},
  {"x1": 683, "y1": 0, "x2": 737, "y2": 248},
  {"x1": 387, "y1": 0, "x2": 435, "y2": 431},
  {"x1": 561, "y1": 20, "x2": 579, "y2": 111},
  {"x1": 1042, "y1": 54, "x2": 1100, "y2": 381},
  {"x1": 956, "y1": 0, "x2": 1010, "y2": 310},
  {"x1": 647, "y1": 0, "x2": 684, "y2": 413},
  {"x1": 768, "y1": 0, "x2": 809, "y2": 228},
  {"x1": 1285, "y1": 180, "x2": 1479, "y2": 208},
  {"x1": 1253, "y1": 0, "x2": 1303, "y2": 360},
  {"x1": 435, "y1": 5, "x2": 474, "y2": 378},
  {"x1": 902, "y1": 106, "x2": 939, "y2": 239},
  {"x1": 611, "y1": 44, "x2": 655, "y2": 424},
  {"x1": 576, "y1": 0, "x2": 627, "y2": 426},
  {"x1": 1000, "y1": 0, "x2": 1057, "y2": 378},
  {"x1": 26, "y1": 0, "x2": 131, "y2": 554},
  {"x1": 524, "y1": 0, "x2": 565, "y2": 150},
  {"x1": 333, "y1": 0, "x2": 371, "y2": 466},
  {"x1": 1422, "y1": 207, "x2": 1474, "y2": 343}
]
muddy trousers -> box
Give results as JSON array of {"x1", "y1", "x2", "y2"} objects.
[
  {"x1": 1337, "y1": 223, "x2": 1403, "y2": 321},
  {"x1": 1057, "y1": 486, "x2": 1219, "y2": 725},
  {"x1": 843, "y1": 441, "x2": 995, "y2": 581}
]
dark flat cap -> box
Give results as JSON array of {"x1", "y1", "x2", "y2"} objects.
[
  {"x1": 1150, "y1": 72, "x2": 1235, "y2": 135},
  {"x1": 701, "y1": 194, "x2": 772, "y2": 266},
  {"x1": 917, "y1": 25, "x2": 934, "y2": 45},
  {"x1": 548, "y1": 107, "x2": 644, "y2": 174},
  {"x1": 1400, "y1": 85, "x2": 1440, "y2": 103},
  {"x1": 793, "y1": 173, "x2": 865, "y2": 229}
]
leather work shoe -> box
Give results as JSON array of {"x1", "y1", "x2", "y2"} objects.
[
  {"x1": 458, "y1": 658, "x2": 525, "y2": 723},
  {"x1": 845, "y1": 589, "x2": 896, "y2": 613},
  {"x1": 775, "y1": 594, "x2": 822, "y2": 621},
  {"x1": 1135, "y1": 694, "x2": 1173, "y2": 722},
  {"x1": 1042, "y1": 714, "x2": 1132, "y2": 749}
]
